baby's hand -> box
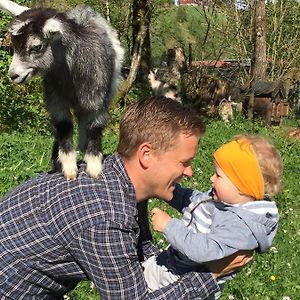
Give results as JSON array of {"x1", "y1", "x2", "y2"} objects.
[{"x1": 151, "y1": 207, "x2": 171, "y2": 232}]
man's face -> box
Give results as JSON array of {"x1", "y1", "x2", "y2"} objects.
[{"x1": 147, "y1": 133, "x2": 199, "y2": 201}]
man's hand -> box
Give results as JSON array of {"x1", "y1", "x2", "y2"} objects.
[
  {"x1": 207, "y1": 250, "x2": 253, "y2": 279},
  {"x1": 151, "y1": 208, "x2": 172, "y2": 233}
]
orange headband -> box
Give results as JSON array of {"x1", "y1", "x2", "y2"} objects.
[{"x1": 213, "y1": 139, "x2": 264, "y2": 200}]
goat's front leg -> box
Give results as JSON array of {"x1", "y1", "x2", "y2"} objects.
[
  {"x1": 77, "y1": 111, "x2": 106, "y2": 179},
  {"x1": 84, "y1": 124, "x2": 103, "y2": 179},
  {"x1": 52, "y1": 119, "x2": 78, "y2": 180}
]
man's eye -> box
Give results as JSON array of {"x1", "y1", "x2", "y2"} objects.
[{"x1": 182, "y1": 161, "x2": 191, "y2": 168}]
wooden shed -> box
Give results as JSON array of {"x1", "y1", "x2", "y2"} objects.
[{"x1": 242, "y1": 80, "x2": 289, "y2": 125}]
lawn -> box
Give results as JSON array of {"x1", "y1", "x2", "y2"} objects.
[{"x1": 0, "y1": 116, "x2": 299, "y2": 299}]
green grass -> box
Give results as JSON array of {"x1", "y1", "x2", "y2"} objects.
[
  {"x1": 151, "y1": 6, "x2": 228, "y2": 64},
  {"x1": 0, "y1": 116, "x2": 299, "y2": 299}
]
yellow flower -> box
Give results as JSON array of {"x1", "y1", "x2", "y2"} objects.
[{"x1": 270, "y1": 275, "x2": 276, "y2": 281}]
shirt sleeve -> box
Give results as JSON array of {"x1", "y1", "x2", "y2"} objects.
[
  {"x1": 168, "y1": 184, "x2": 194, "y2": 212},
  {"x1": 137, "y1": 201, "x2": 161, "y2": 261},
  {"x1": 70, "y1": 222, "x2": 219, "y2": 299}
]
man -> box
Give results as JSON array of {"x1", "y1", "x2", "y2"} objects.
[{"x1": 0, "y1": 96, "x2": 250, "y2": 299}]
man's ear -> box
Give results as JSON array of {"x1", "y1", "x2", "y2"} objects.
[{"x1": 137, "y1": 143, "x2": 153, "y2": 169}]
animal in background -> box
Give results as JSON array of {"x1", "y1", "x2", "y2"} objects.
[
  {"x1": 148, "y1": 69, "x2": 181, "y2": 102},
  {"x1": 0, "y1": 0, "x2": 124, "y2": 180},
  {"x1": 218, "y1": 96, "x2": 234, "y2": 124}
]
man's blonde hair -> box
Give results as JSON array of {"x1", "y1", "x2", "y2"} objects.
[
  {"x1": 234, "y1": 134, "x2": 283, "y2": 196},
  {"x1": 117, "y1": 96, "x2": 205, "y2": 159}
]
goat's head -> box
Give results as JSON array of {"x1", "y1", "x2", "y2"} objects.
[
  {"x1": 148, "y1": 70, "x2": 156, "y2": 81},
  {"x1": 0, "y1": 0, "x2": 66, "y2": 84}
]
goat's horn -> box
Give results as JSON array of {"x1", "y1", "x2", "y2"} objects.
[{"x1": 0, "y1": 0, "x2": 29, "y2": 16}]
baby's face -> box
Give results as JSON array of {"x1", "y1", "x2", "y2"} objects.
[{"x1": 210, "y1": 162, "x2": 251, "y2": 205}]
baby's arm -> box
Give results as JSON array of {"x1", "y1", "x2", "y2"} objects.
[{"x1": 163, "y1": 214, "x2": 258, "y2": 263}]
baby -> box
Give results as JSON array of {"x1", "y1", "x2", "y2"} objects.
[{"x1": 143, "y1": 134, "x2": 283, "y2": 298}]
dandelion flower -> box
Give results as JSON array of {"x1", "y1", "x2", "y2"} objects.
[{"x1": 270, "y1": 275, "x2": 276, "y2": 281}]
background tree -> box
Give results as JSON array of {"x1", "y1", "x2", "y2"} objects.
[
  {"x1": 114, "y1": 0, "x2": 154, "y2": 103},
  {"x1": 248, "y1": 0, "x2": 267, "y2": 120}
]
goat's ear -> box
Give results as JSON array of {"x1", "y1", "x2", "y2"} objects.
[
  {"x1": 0, "y1": 0, "x2": 29, "y2": 16},
  {"x1": 42, "y1": 18, "x2": 64, "y2": 40}
]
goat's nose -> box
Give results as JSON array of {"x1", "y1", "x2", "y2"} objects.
[{"x1": 10, "y1": 73, "x2": 19, "y2": 81}]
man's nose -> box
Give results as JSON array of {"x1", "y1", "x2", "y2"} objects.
[{"x1": 184, "y1": 166, "x2": 193, "y2": 177}]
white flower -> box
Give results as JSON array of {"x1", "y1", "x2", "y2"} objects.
[
  {"x1": 246, "y1": 268, "x2": 252, "y2": 276},
  {"x1": 282, "y1": 297, "x2": 291, "y2": 300},
  {"x1": 228, "y1": 295, "x2": 235, "y2": 300},
  {"x1": 270, "y1": 246, "x2": 278, "y2": 253}
]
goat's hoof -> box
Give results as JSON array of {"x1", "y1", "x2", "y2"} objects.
[
  {"x1": 84, "y1": 153, "x2": 103, "y2": 178},
  {"x1": 58, "y1": 150, "x2": 78, "y2": 180},
  {"x1": 63, "y1": 166, "x2": 78, "y2": 181},
  {"x1": 86, "y1": 162, "x2": 103, "y2": 178}
]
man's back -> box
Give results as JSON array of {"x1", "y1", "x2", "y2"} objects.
[{"x1": 0, "y1": 155, "x2": 138, "y2": 299}]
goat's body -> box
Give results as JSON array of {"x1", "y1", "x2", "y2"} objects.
[{"x1": 4, "y1": 3, "x2": 124, "y2": 179}]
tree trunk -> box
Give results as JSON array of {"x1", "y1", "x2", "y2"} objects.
[
  {"x1": 105, "y1": 0, "x2": 110, "y2": 23},
  {"x1": 114, "y1": 21, "x2": 148, "y2": 104},
  {"x1": 132, "y1": 0, "x2": 154, "y2": 82},
  {"x1": 114, "y1": 0, "x2": 153, "y2": 105},
  {"x1": 252, "y1": 0, "x2": 267, "y2": 81},
  {"x1": 248, "y1": 0, "x2": 267, "y2": 121},
  {"x1": 167, "y1": 47, "x2": 187, "y2": 88}
]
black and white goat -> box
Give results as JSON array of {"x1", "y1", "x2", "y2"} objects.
[
  {"x1": 0, "y1": 0, "x2": 124, "y2": 179},
  {"x1": 148, "y1": 69, "x2": 181, "y2": 102}
]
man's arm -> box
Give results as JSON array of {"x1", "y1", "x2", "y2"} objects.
[
  {"x1": 168, "y1": 184, "x2": 194, "y2": 212},
  {"x1": 169, "y1": 184, "x2": 211, "y2": 212},
  {"x1": 208, "y1": 250, "x2": 253, "y2": 279},
  {"x1": 137, "y1": 201, "x2": 161, "y2": 261},
  {"x1": 70, "y1": 222, "x2": 220, "y2": 299}
]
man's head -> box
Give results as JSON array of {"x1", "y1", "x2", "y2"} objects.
[
  {"x1": 117, "y1": 96, "x2": 205, "y2": 159},
  {"x1": 117, "y1": 96, "x2": 205, "y2": 201}
]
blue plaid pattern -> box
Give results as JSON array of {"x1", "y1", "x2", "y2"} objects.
[{"x1": 0, "y1": 154, "x2": 218, "y2": 299}]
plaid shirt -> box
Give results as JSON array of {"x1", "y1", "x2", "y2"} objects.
[{"x1": 0, "y1": 154, "x2": 218, "y2": 299}]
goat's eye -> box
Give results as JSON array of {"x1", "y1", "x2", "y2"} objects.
[{"x1": 30, "y1": 44, "x2": 43, "y2": 53}]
